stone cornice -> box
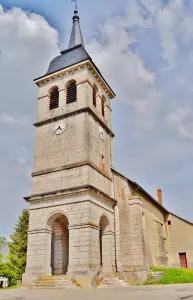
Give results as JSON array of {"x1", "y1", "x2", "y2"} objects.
[
  {"x1": 32, "y1": 160, "x2": 112, "y2": 181},
  {"x1": 28, "y1": 229, "x2": 52, "y2": 235},
  {"x1": 24, "y1": 184, "x2": 117, "y2": 207},
  {"x1": 34, "y1": 60, "x2": 115, "y2": 99},
  {"x1": 128, "y1": 197, "x2": 142, "y2": 206},
  {"x1": 33, "y1": 106, "x2": 115, "y2": 138},
  {"x1": 68, "y1": 223, "x2": 100, "y2": 231}
]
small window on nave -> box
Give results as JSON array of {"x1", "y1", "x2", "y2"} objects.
[
  {"x1": 66, "y1": 80, "x2": 77, "y2": 104},
  {"x1": 49, "y1": 86, "x2": 59, "y2": 110},
  {"x1": 93, "y1": 85, "x2": 97, "y2": 107}
]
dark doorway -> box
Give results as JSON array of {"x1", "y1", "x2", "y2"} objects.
[{"x1": 179, "y1": 253, "x2": 188, "y2": 268}]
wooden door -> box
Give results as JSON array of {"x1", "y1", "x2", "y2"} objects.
[{"x1": 179, "y1": 253, "x2": 188, "y2": 268}]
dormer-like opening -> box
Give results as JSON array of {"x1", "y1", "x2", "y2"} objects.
[
  {"x1": 102, "y1": 96, "x2": 106, "y2": 118},
  {"x1": 49, "y1": 86, "x2": 59, "y2": 110},
  {"x1": 93, "y1": 84, "x2": 98, "y2": 108},
  {"x1": 66, "y1": 80, "x2": 77, "y2": 104}
]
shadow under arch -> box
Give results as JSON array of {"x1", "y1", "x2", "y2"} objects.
[
  {"x1": 46, "y1": 211, "x2": 70, "y2": 231},
  {"x1": 99, "y1": 214, "x2": 110, "y2": 266}
]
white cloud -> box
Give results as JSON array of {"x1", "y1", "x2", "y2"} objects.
[
  {"x1": 0, "y1": 113, "x2": 31, "y2": 127},
  {"x1": 87, "y1": 12, "x2": 162, "y2": 134},
  {"x1": 87, "y1": 0, "x2": 193, "y2": 140},
  {"x1": 17, "y1": 157, "x2": 27, "y2": 165},
  {"x1": 85, "y1": 0, "x2": 193, "y2": 222},
  {"x1": 168, "y1": 108, "x2": 193, "y2": 140},
  {"x1": 168, "y1": 107, "x2": 189, "y2": 124},
  {"x1": 0, "y1": 5, "x2": 60, "y2": 236},
  {"x1": 0, "y1": 5, "x2": 59, "y2": 116}
]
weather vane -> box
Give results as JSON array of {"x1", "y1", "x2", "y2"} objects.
[{"x1": 71, "y1": 0, "x2": 78, "y2": 10}]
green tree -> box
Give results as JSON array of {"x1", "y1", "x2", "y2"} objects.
[
  {"x1": 0, "y1": 237, "x2": 6, "y2": 271},
  {"x1": 6, "y1": 209, "x2": 29, "y2": 285}
]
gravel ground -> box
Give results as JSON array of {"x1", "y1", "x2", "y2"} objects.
[{"x1": 1, "y1": 284, "x2": 193, "y2": 300}]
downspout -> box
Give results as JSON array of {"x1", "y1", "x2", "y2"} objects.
[{"x1": 112, "y1": 172, "x2": 118, "y2": 273}]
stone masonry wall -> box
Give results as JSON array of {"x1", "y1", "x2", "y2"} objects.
[
  {"x1": 32, "y1": 165, "x2": 112, "y2": 197},
  {"x1": 130, "y1": 188, "x2": 168, "y2": 267},
  {"x1": 88, "y1": 114, "x2": 112, "y2": 178},
  {"x1": 24, "y1": 192, "x2": 114, "y2": 280},
  {"x1": 37, "y1": 66, "x2": 111, "y2": 131},
  {"x1": 167, "y1": 214, "x2": 193, "y2": 268},
  {"x1": 33, "y1": 113, "x2": 88, "y2": 174},
  {"x1": 112, "y1": 171, "x2": 148, "y2": 272}
]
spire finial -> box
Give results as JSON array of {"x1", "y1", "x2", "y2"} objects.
[
  {"x1": 71, "y1": 0, "x2": 78, "y2": 10},
  {"x1": 68, "y1": 0, "x2": 85, "y2": 49}
]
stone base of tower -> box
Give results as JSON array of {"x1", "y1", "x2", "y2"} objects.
[
  {"x1": 117, "y1": 269, "x2": 148, "y2": 285},
  {"x1": 23, "y1": 190, "x2": 116, "y2": 287},
  {"x1": 67, "y1": 264, "x2": 114, "y2": 289},
  {"x1": 67, "y1": 270, "x2": 98, "y2": 289},
  {"x1": 22, "y1": 273, "x2": 38, "y2": 287},
  {"x1": 22, "y1": 265, "x2": 52, "y2": 286}
]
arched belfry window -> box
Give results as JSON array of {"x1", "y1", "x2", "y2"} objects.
[
  {"x1": 66, "y1": 80, "x2": 77, "y2": 104},
  {"x1": 102, "y1": 96, "x2": 105, "y2": 117},
  {"x1": 93, "y1": 85, "x2": 98, "y2": 107},
  {"x1": 49, "y1": 86, "x2": 59, "y2": 110}
]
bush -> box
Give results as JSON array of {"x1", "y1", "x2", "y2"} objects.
[{"x1": 147, "y1": 267, "x2": 193, "y2": 285}]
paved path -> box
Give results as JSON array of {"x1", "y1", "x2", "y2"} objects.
[{"x1": 1, "y1": 284, "x2": 193, "y2": 300}]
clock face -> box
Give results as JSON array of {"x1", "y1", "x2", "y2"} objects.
[
  {"x1": 99, "y1": 126, "x2": 105, "y2": 140},
  {"x1": 54, "y1": 122, "x2": 66, "y2": 135}
]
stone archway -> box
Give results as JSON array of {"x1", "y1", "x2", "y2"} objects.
[
  {"x1": 49, "y1": 214, "x2": 69, "y2": 275},
  {"x1": 99, "y1": 215, "x2": 110, "y2": 268}
]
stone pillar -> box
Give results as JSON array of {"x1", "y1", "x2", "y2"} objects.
[
  {"x1": 68, "y1": 224, "x2": 100, "y2": 274},
  {"x1": 127, "y1": 198, "x2": 149, "y2": 271},
  {"x1": 22, "y1": 229, "x2": 52, "y2": 285}
]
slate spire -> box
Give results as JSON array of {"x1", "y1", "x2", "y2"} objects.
[{"x1": 68, "y1": 7, "x2": 85, "y2": 49}]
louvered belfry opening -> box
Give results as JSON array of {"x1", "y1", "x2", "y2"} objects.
[
  {"x1": 102, "y1": 97, "x2": 105, "y2": 117},
  {"x1": 67, "y1": 81, "x2": 77, "y2": 104},
  {"x1": 93, "y1": 85, "x2": 97, "y2": 107},
  {"x1": 49, "y1": 86, "x2": 59, "y2": 110}
]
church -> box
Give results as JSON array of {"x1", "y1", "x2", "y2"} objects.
[{"x1": 23, "y1": 7, "x2": 193, "y2": 288}]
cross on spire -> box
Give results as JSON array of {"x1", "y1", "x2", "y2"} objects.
[{"x1": 71, "y1": 0, "x2": 78, "y2": 10}]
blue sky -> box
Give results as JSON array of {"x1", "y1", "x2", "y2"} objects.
[
  {"x1": 0, "y1": 0, "x2": 126, "y2": 47},
  {"x1": 1, "y1": 0, "x2": 193, "y2": 237}
]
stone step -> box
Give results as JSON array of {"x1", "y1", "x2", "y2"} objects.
[
  {"x1": 33, "y1": 275, "x2": 80, "y2": 290},
  {"x1": 98, "y1": 276, "x2": 129, "y2": 289},
  {"x1": 38, "y1": 279, "x2": 70, "y2": 283},
  {"x1": 35, "y1": 285, "x2": 78, "y2": 289},
  {"x1": 36, "y1": 281, "x2": 74, "y2": 286},
  {"x1": 39, "y1": 276, "x2": 68, "y2": 281}
]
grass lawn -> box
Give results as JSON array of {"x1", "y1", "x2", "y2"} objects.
[
  {"x1": 0, "y1": 285, "x2": 18, "y2": 290},
  {"x1": 146, "y1": 267, "x2": 193, "y2": 285}
]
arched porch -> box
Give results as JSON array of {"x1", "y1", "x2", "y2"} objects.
[{"x1": 48, "y1": 213, "x2": 69, "y2": 275}]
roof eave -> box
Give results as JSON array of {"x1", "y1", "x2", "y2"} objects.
[
  {"x1": 33, "y1": 50, "x2": 116, "y2": 99},
  {"x1": 111, "y1": 168, "x2": 169, "y2": 214},
  {"x1": 33, "y1": 57, "x2": 89, "y2": 83},
  {"x1": 89, "y1": 59, "x2": 116, "y2": 98},
  {"x1": 130, "y1": 180, "x2": 169, "y2": 214}
]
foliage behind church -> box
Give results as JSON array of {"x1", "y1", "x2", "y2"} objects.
[{"x1": 0, "y1": 209, "x2": 29, "y2": 286}]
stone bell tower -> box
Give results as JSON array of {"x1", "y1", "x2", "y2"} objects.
[{"x1": 23, "y1": 7, "x2": 117, "y2": 285}]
